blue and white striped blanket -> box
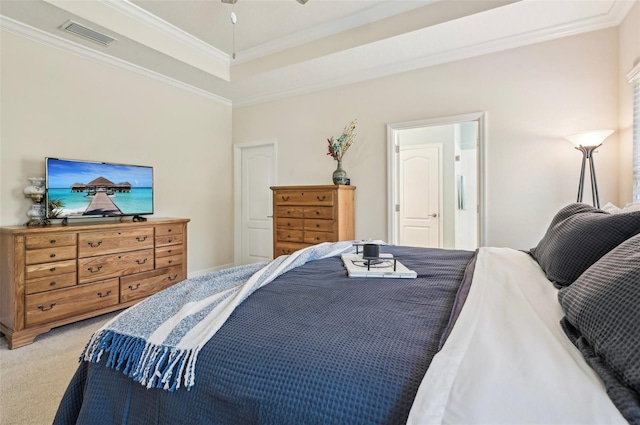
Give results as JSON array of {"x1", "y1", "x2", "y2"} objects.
[{"x1": 82, "y1": 241, "x2": 356, "y2": 392}]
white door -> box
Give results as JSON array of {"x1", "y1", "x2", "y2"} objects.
[
  {"x1": 398, "y1": 144, "x2": 442, "y2": 248},
  {"x1": 237, "y1": 143, "x2": 275, "y2": 265}
]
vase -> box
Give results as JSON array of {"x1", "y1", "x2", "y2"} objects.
[{"x1": 332, "y1": 160, "x2": 348, "y2": 185}]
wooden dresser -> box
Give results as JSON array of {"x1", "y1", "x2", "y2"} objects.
[
  {"x1": 271, "y1": 185, "x2": 355, "y2": 257},
  {"x1": 0, "y1": 218, "x2": 189, "y2": 348}
]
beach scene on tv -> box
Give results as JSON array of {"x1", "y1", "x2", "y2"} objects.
[{"x1": 46, "y1": 159, "x2": 153, "y2": 218}]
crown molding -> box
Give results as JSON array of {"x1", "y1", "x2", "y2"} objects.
[
  {"x1": 232, "y1": 0, "x2": 629, "y2": 107},
  {"x1": 234, "y1": 0, "x2": 435, "y2": 64},
  {"x1": 100, "y1": 0, "x2": 229, "y2": 65},
  {"x1": 43, "y1": 0, "x2": 230, "y2": 81},
  {"x1": 2, "y1": 0, "x2": 633, "y2": 108},
  {"x1": 0, "y1": 15, "x2": 232, "y2": 107}
]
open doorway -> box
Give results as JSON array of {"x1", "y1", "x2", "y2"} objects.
[{"x1": 387, "y1": 112, "x2": 486, "y2": 249}]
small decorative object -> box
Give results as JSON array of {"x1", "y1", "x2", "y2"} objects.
[
  {"x1": 23, "y1": 177, "x2": 47, "y2": 226},
  {"x1": 327, "y1": 119, "x2": 357, "y2": 185}
]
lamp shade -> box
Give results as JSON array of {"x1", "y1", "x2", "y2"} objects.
[{"x1": 565, "y1": 130, "x2": 614, "y2": 147}]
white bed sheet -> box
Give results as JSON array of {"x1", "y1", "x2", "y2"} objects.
[{"x1": 407, "y1": 247, "x2": 625, "y2": 424}]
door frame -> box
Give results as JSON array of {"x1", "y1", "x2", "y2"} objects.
[
  {"x1": 387, "y1": 112, "x2": 487, "y2": 247},
  {"x1": 233, "y1": 139, "x2": 278, "y2": 265}
]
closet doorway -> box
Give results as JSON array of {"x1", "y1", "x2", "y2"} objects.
[{"x1": 387, "y1": 112, "x2": 486, "y2": 249}]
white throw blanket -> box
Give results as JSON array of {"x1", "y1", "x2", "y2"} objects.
[{"x1": 82, "y1": 241, "x2": 356, "y2": 392}]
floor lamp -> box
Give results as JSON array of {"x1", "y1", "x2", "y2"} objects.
[{"x1": 565, "y1": 130, "x2": 614, "y2": 209}]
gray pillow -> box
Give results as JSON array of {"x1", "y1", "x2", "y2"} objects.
[
  {"x1": 558, "y1": 234, "x2": 640, "y2": 421},
  {"x1": 529, "y1": 203, "x2": 640, "y2": 287}
]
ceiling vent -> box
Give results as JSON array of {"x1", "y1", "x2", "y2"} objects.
[{"x1": 60, "y1": 20, "x2": 117, "y2": 46}]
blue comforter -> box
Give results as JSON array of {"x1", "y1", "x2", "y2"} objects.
[{"x1": 54, "y1": 246, "x2": 474, "y2": 425}]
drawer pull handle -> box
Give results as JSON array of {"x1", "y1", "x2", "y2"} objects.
[
  {"x1": 88, "y1": 240, "x2": 102, "y2": 248},
  {"x1": 128, "y1": 283, "x2": 141, "y2": 291},
  {"x1": 316, "y1": 224, "x2": 320, "y2": 227},
  {"x1": 168, "y1": 239, "x2": 173, "y2": 243},
  {"x1": 50, "y1": 253, "x2": 56, "y2": 258},
  {"x1": 317, "y1": 195, "x2": 326, "y2": 201},
  {"x1": 49, "y1": 267, "x2": 56, "y2": 272},
  {"x1": 168, "y1": 274, "x2": 179, "y2": 282},
  {"x1": 136, "y1": 258, "x2": 148, "y2": 265},
  {"x1": 316, "y1": 211, "x2": 320, "y2": 215},
  {"x1": 38, "y1": 302, "x2": 56, "y2": 311},
  {"x1": 97, "y1": 290, "x2": 112, "y2": 298},
  {"x1": 50, "y1": 239, "x2": 57, "y2": 244},
  {"x1": 50, "y1": 281, "x2": 57, "y2": 286},
  {"x1": 168, "y1": 229, "x2": 173, "y2": 233},
  {"x1": 136, "y1": 236, "x2": 148, "y2": 242},
  {"x1": 168, "y1": 260, "x2": 173, "y2": 264},
  {"x1": 167, "y1": 250, "x2": 173, "y2": 254},
  {"x1": 282, "y1": 196, "x2": 290, "y2": 201},
  {"x1": 88, "y1": 265, "x2": 103, "y2": 273}
]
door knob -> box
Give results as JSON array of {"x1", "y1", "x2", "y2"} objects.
[{"x1": 430, "y1": 213, "x2": 438, "y2": 218}]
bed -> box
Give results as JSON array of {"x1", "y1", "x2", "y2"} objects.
[{"x1": 54, "y1": 203, "x2": 640, "y2": 424}]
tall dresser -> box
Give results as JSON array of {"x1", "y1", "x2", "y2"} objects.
[
  {"x1": 271, "y1": 185, "x2": 355, "y2": 257},
  {"x1": 0, "y1": 218, "x2": 189, "y2": 348}
]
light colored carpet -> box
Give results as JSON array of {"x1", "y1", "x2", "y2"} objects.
[{"x1": 0, "y1": 312, "x2": 118, "y2": 425}]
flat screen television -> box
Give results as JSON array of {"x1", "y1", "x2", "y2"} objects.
[{"x1": 45, "y1": 157, "x2": 154, "y2": 220}]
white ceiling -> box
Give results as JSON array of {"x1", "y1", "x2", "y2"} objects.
[{"x1": 0, "y1": 0, "x2": 636, "y2": 106}]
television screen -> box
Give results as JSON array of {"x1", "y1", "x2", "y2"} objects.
[{"x1": 46, "y1": 157, "x2": 154, "y2": 219}]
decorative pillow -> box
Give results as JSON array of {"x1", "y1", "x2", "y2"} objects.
[
  {"x1": 529, "y1": 203, "x2": 640, "y2": 287},
  {"x1": 558, "y1": 234, "x2": 640, "y2": 421}
]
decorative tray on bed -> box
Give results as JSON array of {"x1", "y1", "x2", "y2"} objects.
[{"x1": 341, "y1": 253, "x2": 417, "y2": 278}]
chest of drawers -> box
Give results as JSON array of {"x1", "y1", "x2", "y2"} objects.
[
  {"x1": 0, "y1": 218, "x2": 189, "y2": 348},
  {"x1": 271, "y1": 185, "x2": 355, "y2": 257}
]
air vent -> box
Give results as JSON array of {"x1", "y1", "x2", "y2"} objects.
[{"x1": 60, "y1": 20, "x2": 117, "y2": 46}]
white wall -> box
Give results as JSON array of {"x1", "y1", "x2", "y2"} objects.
[
  {"x1": 618, "y1": 1, "x2": 640, "y2": 204},
  {"x1": 0, "y1": 30, "x2": 234, "y2": 274},
  {"x1": 233, "y1": 28, "x2": 620, "y2": 250}
]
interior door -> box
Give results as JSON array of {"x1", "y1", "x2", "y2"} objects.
[
  {"x1": 239, "y1": 143, "x2": 275, "y2": 264},
  {"x1": 398, "y1": 144, "x2": 442, "y2": 248}
]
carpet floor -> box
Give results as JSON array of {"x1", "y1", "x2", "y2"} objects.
[{"x1": 0, "y1": 312, "x2": 118, "y2": 425}]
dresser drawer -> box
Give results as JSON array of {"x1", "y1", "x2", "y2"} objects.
[
  {"x1": 26, "y1": 245, "x2": 77, "y2": 265},
  {"x1": 25, "y1": 233, "x2": 76, "y2": 249},
  {"x1": 78, "y1": 228, "x2": 154, "y2": 258},
  {"x1": 25, "y1": 259, "x2": 77, "y2": 280},
  {"x1": 274, "y1": 242, "x2": 309, "y2": 257},
  {"x1": 120, "y1": 266, "x2": 183, "y2": 303},
  {"x1": 155, "y1": 233, "x2": 184, "y2": 247},
  {"x1": 274, "y1": 190, "x2": 334, "y2": 205},
  {"x1": 26, "y1": 272, "x2": 77, "y2": 295},
  {"x1": 304, "y1": 219, "x2": 335, "y2": 232},
  {"x1": 155, "y1": 253, "x2": 182, "y2": 268},
  {"x1": 78, "y1": 249, "x2": 154, "y2": 284},
  {"x1": 155, "y1": 245, "x2": 183, "y2": 258},
  {"x1": 25, "y1": 279, "x2": 119, "y2": 326},
  {"x1": 276, "y1": 206, "x2": 304, "y2": 218},
  {"x1": 304, "y1": 231, "x2": 336, "y2": 244},
  {"x1": 276, "y1": 218, "x2": 303, "y2": 230},
  {"x1": 156, "y1": 224, "x2": 183, "y2": 237},
  {"x1": 304, "y1": 207, "x2": 334, "y2": 219},
  {"x1": 276, "y1": 229, "x2": 304, "y2": 243}
]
